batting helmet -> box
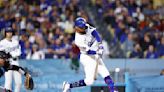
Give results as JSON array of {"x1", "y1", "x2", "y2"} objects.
[{"x1": 74, "y1": 17, "x2": 86, "y2": 29}]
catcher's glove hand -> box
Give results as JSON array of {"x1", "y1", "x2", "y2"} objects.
[{"x1": 24, "y1": 73, "x2": 34, "y2": 90}]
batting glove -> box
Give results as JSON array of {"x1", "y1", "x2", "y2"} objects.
[
  {"x1": 98, "y1": 43, "x2": 104, "y2": 49},
  {"x1": 97, "y1": 48, "x2": 104, "y2": 55}
]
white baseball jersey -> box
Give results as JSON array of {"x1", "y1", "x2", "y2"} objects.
[
  {"x1": 0, "y1": 38, "x2": 21, "y2": 65},
  {"x1": 75, "y1": 24, "x2": 99, "y2": 54},
  {"x1": 74, "y1": 24, "x2": 110, "y2": 85}
]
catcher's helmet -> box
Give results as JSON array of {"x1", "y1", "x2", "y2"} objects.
[{"x1": 74, "y1": 17, "x2": 86, "y2": 29}]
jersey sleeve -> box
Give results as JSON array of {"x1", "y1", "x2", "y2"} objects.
[
  {"x1": 91, "y1": 30, "x2": 102, "y2": 43},
  {"x1": 86, "y1": 24, "x2": 101, "y2": 43},
  {"x1": 86, "y1": 24, "x2": 96, "y2": 34}
]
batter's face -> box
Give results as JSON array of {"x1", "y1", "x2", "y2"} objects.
[{"x1": 75, "y1": 26, "x2": 85, "y2": 33}]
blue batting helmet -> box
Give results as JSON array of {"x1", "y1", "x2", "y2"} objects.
[{"x1": 74, "y1": 17, "x2": 86, "y2": 28}]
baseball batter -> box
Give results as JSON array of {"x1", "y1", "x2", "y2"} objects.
[
  {"x1": 63, "y1": 17, "x2": 114, "y2": 92},
  {"x1": 0, "y1": 27, "x2": 22, "y2": 92}
]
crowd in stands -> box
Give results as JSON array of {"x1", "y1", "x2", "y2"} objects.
[
  {"x1": 91, "y1": 0, "x2": 164, "y2": 58},
  {"x1": 0, "y1": 0, "x2": 89, "y2": 60},
  {"x1": 0, "y1": 0, "x2": 163, "y2": 59}
]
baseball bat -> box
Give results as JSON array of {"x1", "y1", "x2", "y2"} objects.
[{"x1": 94, "y1": 56, "x2": 99, "y2": 80}]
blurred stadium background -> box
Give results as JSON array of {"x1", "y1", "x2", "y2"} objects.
[{"x1": 0, "y1": 0, "x2": 163, "y2": 92}]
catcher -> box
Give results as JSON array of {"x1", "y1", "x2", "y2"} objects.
[{"x1": 0, "y1": 51, "x2": 34, "y2": 92}]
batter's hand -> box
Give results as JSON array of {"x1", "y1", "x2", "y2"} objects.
[
  {"x1": 97, "y1": 49, "x2": 103, "y2": 55},
  {"x1": 97, "y1": 49, "x2": 103, "y2": 58},
  {"x1": 98, "y1": 43, "x2": 104, "y2": 49}
]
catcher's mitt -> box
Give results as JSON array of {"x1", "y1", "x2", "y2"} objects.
[{"x1": 24, "y1": 73, "x2": 34, "y2": 90}]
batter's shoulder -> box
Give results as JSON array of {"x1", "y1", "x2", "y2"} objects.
[{"x1": 86, "y1": 24, "x2": 96, "y2": 34}]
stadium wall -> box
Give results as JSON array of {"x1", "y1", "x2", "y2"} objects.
[{"x1": 0, "y1": 59, "x2": 163, "y2": 92}]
